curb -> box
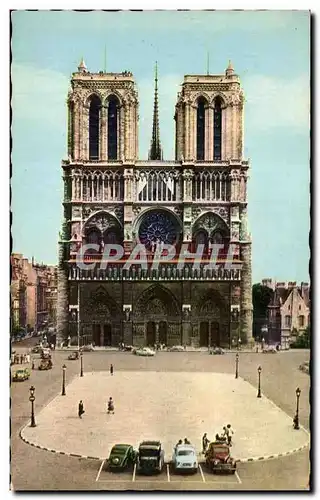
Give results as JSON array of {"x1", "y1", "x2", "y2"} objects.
[{"x1": 19, "y1": 427, "x2": 310, "y2": 465}]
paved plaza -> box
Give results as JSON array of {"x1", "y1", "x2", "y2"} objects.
[{"x1": 21, "y1": 371, "x2": 309, "y2": 462}]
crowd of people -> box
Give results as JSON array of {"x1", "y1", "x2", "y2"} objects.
[{"x1": 11, "y1": 352, "x2": 31, "y2": 365}]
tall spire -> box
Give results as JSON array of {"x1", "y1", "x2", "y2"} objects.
[{"x1": 149, "y1": 61, "x2": 163, "y2": 160}]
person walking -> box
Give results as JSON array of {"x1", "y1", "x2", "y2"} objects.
[
  {"x1": 78, "y1": 400, "x2": 85, "y2": 418},
  {"x1": 107, "y1": 397, "x2": 115, "y2": 414},
  {"x1": 202, "y1": 433, "x2": 210, "y2": 454},
  {"x1": 110, "y1": 364, "x2": 114, "y2": 376},
  {"x1": 224, "y1": 424, "x2": 234, "y2": 445}
]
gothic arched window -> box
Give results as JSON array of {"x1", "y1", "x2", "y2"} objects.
[
  {"x1": 89, "y1": 95, "x2": 101, "y2": 160},
  {"x1": 196, "y1": 98, "x2": 206, "y2": 161},
  {"x1": 108, "y1": 96, "x2": 119, "y2": 160},
  {"x1": 214, "y1": 97, "x2": 222, "y2": 160},
  {"x1": 194, "y1": 230, "x2": 209, "y2": 254}
]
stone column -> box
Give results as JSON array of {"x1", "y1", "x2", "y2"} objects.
[
  {"x1": 182, "y1": 306, "x2": 192, "y2": 345},
  {"x1": 82, "y1": 105, "x2": 89, "y2": 160},
  {"x1": 56, "y1": 242, "x2": 69, "y2": 347},
  {"x1": 240, "y1": 205, "x2": 253, "y2": 345},
  {"x1": 119, "y1": 106, "x2": 125, "y2": 160},
  {"x1": 230, "y1": 283, "x2": 241, "y2": 349}
]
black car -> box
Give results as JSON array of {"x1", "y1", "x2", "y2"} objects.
[{"x1": 137, "y1": 441, "x2": 165, "y2": 475}]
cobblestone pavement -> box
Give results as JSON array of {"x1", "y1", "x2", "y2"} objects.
[{"x1": 11, "y1": 341, "x2": 310, "y2": 491}]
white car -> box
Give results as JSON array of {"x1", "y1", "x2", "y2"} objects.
[
  {"x1": 169, "y1": 345, "x2": 185, "y2": 352},
  {"x1": 172, "y1": 444, "x2": 198, "y2": 473},
  {"x1": 135, "y1": 347, "x2": 155, "y2": 357},
  {"x1": 262, "y1": 346, "x2": 277, "y2": 353}
]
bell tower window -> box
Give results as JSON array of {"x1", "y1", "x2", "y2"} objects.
[
  {"x1": 214, "y1": 97, "x2": 222, "y2": 160},
  {"x1": 196, "y1": 98, "x2": 206, "y2": 161},
  {"x1": 89, "y1": 95, "x2": 101, "y2": 160},
  {"x1": 108, "y1": 96, "x2": 119, "y2": 160}
]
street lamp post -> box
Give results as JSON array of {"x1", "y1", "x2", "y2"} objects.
[
  {"x1": 29, "y1": 386, "x2": 36, "y2": 427},
  {"x1": 235, "y1": 353, "x2": 239, "y2": 379},
  {"x1": 62, "y1": 364, "x2": 66, "y2": 396},
  {"x1": 294, "y1": 387, "x2": 301, "y2": 429},
  {"x1": 257, "y1": 366, "x2": 262, "y2": 398},
  {"x1": 80, "y1": 351, "x2": 83, "y2": 377}
]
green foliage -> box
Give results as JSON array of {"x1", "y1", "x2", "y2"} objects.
[
  {"x1": 252, "y1": 284, "x2": 274, "y2": 338},
  {"x1": 291, "y1": 325, "x2": 310, "y2": 348}
]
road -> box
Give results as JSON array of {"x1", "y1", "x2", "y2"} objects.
[{"x1": 11, "y1": 338, "x2": 310, "y2": 491}]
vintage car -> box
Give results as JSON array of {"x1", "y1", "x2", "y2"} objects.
[
  {"x1": 68, "y1": 351, "x2": 79, "y2": 360},
  {"x1": 262, "y1": 346, "x2": 277, "y2": 354},
  {"x1": 41, "y1": 348, "x2": 51, "y2": 359},
  {"x1": 107, "y1": 444, "x2": 137, "y2": 471},
  {"x1": 168, "y1": 345, "x2": 185, "y2": 352},
  {"x1": 299, "y1": 361, "x2": 310, "y2": 374},
  {"x1": 12, "y1": 368, "x2": 30, "y2": 382},
  {"x1": 209, "y1": 347, "x2": 225, "y2": 355},
  {"x1": 172, "y1": 444, "x2": 198, "y2": 473},
  {"x1": 134, "y1": 347, "x2": 155, "y2": 357},
  {"x1": 39, "y1": 359, "x2": 53, "y2": 370},
  {"x1": 137, "y1": 441, "x2": 164, "y2": 474},
  {"x1": 205, "y1": 442, "x2": 236, "y2": 474},
  {"x1": 31, "y1": 345, "x2": 42, "y2": 354},
  {"x1": 81, "y1": 344, "x2": 94, "y2": 352}
]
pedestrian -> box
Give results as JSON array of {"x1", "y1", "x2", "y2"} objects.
[
  {"x1": 67, "y1": 335, "x2": 71, "y2": 348},
  {"x1": 202, "y1": 433, "x2": 210, "y2": 454},
  {"x1": 32, "y1": 359, "x2": 35, "y2": 370},
  {"x1": 224, "y1": 424, "x2": 234, "y2": 446},
  {"x1": 78, "y1": 400, "x2": 85, "y2": 418},
  {"x1": 20, "y1": 354, "x2": 23, "y2": 364},
  {"x1": 107, "y1": 397, "x2": 115, "y2": 414},
  {"x1": 26, "y1": 354, "x2": 30, "y2": 363},
  {"x1": 110, "y1": 364, "x2": 114, "y2": 376},
  {"x1": 184, "y1": 437, "x2": 190, "y2": 445}
]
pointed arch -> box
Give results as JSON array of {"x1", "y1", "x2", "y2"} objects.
[
  {"x1": 89, "y1": 94, "x2": 101, "y2": 160},
  {"x1": 107, "y1": 94, "x2": 121, "y2": 160},
  {"x1": 213, "y1": 96, "x2": 223, "y2": 160},
  {"x1": 134, "y1": 284, "x2": 180, "y2": 318},
  {"x1": 196, "y1": 96, "x2": 207, "y2": 160}
]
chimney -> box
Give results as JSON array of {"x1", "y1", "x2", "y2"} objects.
[{"x1": 287, "y1": 281, "x2": 297, "y2": 290}]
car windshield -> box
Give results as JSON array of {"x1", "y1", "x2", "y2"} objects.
[
  {"x1": 139, "y1": 448, "x2": 159, "y2": 457},
  {"x1": 213, "y1": 447, "x2": 228, "y2": 454},
  {"x1": 112, "y1": 447, "x2": 127, "y2": 455},
  {"x1": 177, "y1": 450, "x2": 194, "y2": 456}
]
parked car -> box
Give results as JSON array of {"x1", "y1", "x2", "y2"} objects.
[
  {"x1": 135, "y1": 347, "x2": 155, "y2": 357},
  {"x1": 12, "y1": 368, "x2": 30, "y2": 382},
  {"x1": 107, "y1": 444, "x2": 137, "y2": 471},
  {"x1": 209, "y1": 347, "x2": 225, "y2": 355},
  {"x1": 205, "y1": 442, "x2": 236, "y2": 474},
  {"x1": 68, "y1": 351, "x2": 79, "y2": 360},
  {"x1": 81, "y1": 344, "x2": 94, "y2": 352},
  {"x1": 169, "y1": 345, "x2": 185, "y2": 352},
  {"x1": 172, "y1": 443, "x2": 198, "y2": 473},
  {"x1": 137, "y1": 441, "x2": 164, "y2": 474},
  {"x1": 262, "y1": 346, "x2": 277, "y2": 354},
  {"x1": 39, "y1": 359, "x2": 53, "y2": 370}
]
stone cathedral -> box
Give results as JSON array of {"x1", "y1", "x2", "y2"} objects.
[{"x1": 56, "y1": 58, "x2": 253, "y2": 348}]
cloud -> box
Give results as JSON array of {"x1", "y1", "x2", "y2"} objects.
[
  {"x1": 11, "y1": 63, "x2": 70, "y2": 128},
  {"x1": 243, "y1": 74, "x2": 310, "y2": 132}
]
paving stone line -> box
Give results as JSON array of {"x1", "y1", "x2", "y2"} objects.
[{"x1": 19, "y1": 428, "x2": 309, "y2": 464}]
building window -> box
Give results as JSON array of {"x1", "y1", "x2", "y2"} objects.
[
  {"x1": 285, "y1": 315, "x2": 291, "y2": 328},
  {"x1": 288, "y1": 305, "x2": 290, "y2": 311},
  {"x1": 299, "y1": 315, "x2": 305, "y2": 328},
  {"x1": 196, "y1": 98, "x2": 206, "y2": 160},
  {"x1": 213, "y1": 97, "x2": 222, "y2": 160},
  {"x1": 299, "y1": 304, "x2": 301, "y2": 311},
  {"x1": 108, "y1": 96, "x2": 119, "y2": 160},
  {"x1": 89, "y1": 95, "x2": 101, "y2": 160}
]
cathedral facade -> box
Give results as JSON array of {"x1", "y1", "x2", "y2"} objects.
[{"x1": 56, "y1": 59, "x2": 253, "y2": 348}]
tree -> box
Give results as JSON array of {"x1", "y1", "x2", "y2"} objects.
[
  {"x1": 252, "y1": 284, "x2": 274, "y2": 340},
  {"x1": 291, "y1": 325, "x2": 310, "y2": 348}
]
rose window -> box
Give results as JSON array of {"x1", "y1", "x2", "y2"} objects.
[{"x1": 138, "y1": 211, "x2": 179, "y2": 250}]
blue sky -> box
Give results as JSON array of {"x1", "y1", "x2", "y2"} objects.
[{"x1": 11, "y1": 10, "x2": 310, "y2": 283}]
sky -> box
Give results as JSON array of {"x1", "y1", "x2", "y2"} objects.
[{"x1": 11, "y1": 10, "x2": 310, "y2": 283}]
